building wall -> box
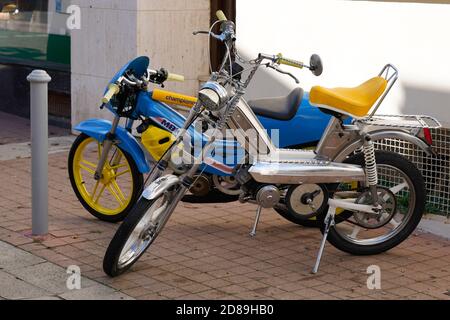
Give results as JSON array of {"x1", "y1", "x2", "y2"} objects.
[
  {"x1": 71, "y1": 0, "x2": 139, "y2": 125},
  {"x1": 136, "y1": 0, "x2": 210, "y2": 97},
  {"x1": 237, "y1": 0, "x2": 450, "y2": 127},
  {"x1": 71, "y1": 0, "x2": 210, "y2": 127}
]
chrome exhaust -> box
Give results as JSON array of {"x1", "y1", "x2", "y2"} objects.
[{"x1": 248, "y1": 161, "x2": 366, "y2": 184}]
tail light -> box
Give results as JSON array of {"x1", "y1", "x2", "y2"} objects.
[{"x1": 423, "y1": 128, "x2": 433, "y2": 146}]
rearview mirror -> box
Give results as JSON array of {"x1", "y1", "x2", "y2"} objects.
[
  {"x1": 310, "y1": 54, "x2": 323, "y2": 77},
  {"x1": 2, "y1": 4, "x2": 17, "y2": 14}
]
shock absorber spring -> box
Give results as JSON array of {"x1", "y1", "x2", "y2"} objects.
[{"x1": 363, "y1": 136, "x2": 378, "y2": 187}]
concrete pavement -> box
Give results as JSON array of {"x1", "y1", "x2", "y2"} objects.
[
  {"x1": 0, "y1": 112, "x2": 449, "y2": 300},
  {"x1": 0, "y1": 150, "x2": 448, "y2": 300},
  {"x1": 0, "y1": 240, "x2": 133, "y2": 300}
]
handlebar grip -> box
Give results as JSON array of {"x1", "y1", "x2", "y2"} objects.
[
  {"x1": 102, "y1": 84, "x2": 120, "y2": 104},
  {"x1": 216, "y1": 10, "x2": 227, "y2": 21},
  {"x1": 276, "y1": 54, "x2": 304, "y2": 69},
  {"x1": 167, "y1": 73, "x2": 185, "y2": 82}
]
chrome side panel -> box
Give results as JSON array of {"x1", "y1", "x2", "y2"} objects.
[
  {"x1": 142, "y1": 175, "x2": 180, "y2": 200},
  {"x1": 249, "y1": 161, "x2": 366, "y2": 184},
  {"x1": 315, "y1": 117, "x2": 359, "y2": 160},
  {"x1": 227, "y1": 99, "x2": 277, "y2": 158}
]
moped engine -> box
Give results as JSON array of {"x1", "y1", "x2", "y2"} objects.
[
  {"x1": 256, "y1": 185, "x2": 281, "y2": 208},
  {"x1": 285, "y1": 184, "x2": 329, "y2": 220},
  {"x1": 189, "y1": 174, "x2": 212, "y2": 197}
]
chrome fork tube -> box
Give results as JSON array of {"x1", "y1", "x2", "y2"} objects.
[
  {"x1": 95, "y1": 116, "x2": 120, "y2": 180},
  {"x1": 148, "y1": 105, "x2": 202, "y2": 183}
]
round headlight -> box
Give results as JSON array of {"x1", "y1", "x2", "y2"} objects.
[{"x1": 198, "y1": 82, "x2": 228, "y2": 111}]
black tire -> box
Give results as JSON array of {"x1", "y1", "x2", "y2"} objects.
[
  {"x1": 274, "y1": 205, "x2": 322, "y2": 228},
  {"x1": 68, "y1": 133, "x2": 144, "y2": 223},
  {"x1": 103, "y1": 197, "x2": 160, "y2": 277},
  {"x1": 321, "y1": 150, "x2": 426, "y2": 255}
]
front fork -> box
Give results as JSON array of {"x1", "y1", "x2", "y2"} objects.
[
  {"x1": 146, "y1": 105, "x2": 203, "y2": 183},
  {"x1": 94, "y1": 116, "x2": 132, "y2": 180}
]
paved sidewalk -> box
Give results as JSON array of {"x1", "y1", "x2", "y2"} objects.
[
  {"x1": 0, "y1": 111, "x2": 69, "y2": 145},
  {"x1": 0, "y1": 240, "x2": 132, "y2": 300},
  {"x1": 0, "y1": 150, "x2": 449, "y2": 300}
]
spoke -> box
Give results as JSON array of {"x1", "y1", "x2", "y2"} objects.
[
  {"x1": 389, "y1": 214, "x2": 401, "y2": 228},
  {"x1": 90, "y1": 180, "x2": 100, "y2": 200},
  {"x1": 115, "y1": 169, "x2": 131, "y2": 178},
  {"x1": 111, "y1": 180, "x2": 127, "y2": 201},
  {"x1": 79, "y1": 163, "x2": 95, "y2": 175},
  {"x1": 350, "y1": 225, "x2": 362, "y2": 239},
  {"x1": 107, "y1": 183, "x2": 124, "y2": 206},
  {"x1": 390, "y1": 181, "x2": 408, "y2": 195},
  {"x1": 80, "y1": 159, "x2": 97, "y2": 169},
  {"x1": 111, "y1": 163, "x2": 128, "y2": 170},
  {"x1": 94, "y1": 184, "x2": 107, "y2": 204}
]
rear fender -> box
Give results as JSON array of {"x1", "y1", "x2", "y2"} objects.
[{"x1": 334, "y1": 129, "x2": 434, "y2": 162}]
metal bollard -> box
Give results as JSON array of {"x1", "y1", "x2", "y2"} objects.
[{"x1": 27, "y1": 70, "x2": 51, "y2": 236}]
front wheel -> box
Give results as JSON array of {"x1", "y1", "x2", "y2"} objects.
[
  {"x1": 321, "y1": 151, "x2": 426, "y2": 256},
  {"x1": 103, "y1": 193, "x2": 172, "y2": 277},
  {"x1": 68, "y1": 134, "x2": 143, "y2": 222}
]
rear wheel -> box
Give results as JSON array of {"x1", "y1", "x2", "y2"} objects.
[
  {"x1": 321, "y1": 151, "x2": 425, "y2": 255},
  {"x1": 68, "y1": 134, "x2": 143, "y2": 223}
]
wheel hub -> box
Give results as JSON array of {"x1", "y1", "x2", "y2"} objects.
[
  {"x1": 100, "y1": 165, "x2": 116, "y2": 184},
  {"x1": 353, "y1": 187, "x2": 397, "y2": 229}
]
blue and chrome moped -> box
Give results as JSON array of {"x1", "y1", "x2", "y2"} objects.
[{"x1": 68, "y1": 56, "x2": 435, "y2": 225}]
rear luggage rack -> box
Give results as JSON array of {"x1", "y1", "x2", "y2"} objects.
[{"x1": 359, "y1": 114, "x2": 442, "y2": 129}]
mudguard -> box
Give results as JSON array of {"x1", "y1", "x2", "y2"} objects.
[
  {"x1": 74, "y1": 119, "x2": 150, "y2": 173},
  {"x1": 142, "y1": 175, "x2": 180, "y2": 200},
  {"x1": 333, "y1": 129, "x2": 434, "y2": 163}
]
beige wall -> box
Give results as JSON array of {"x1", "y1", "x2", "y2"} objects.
[
  {"x1": 71, "y1": 0, "x2": 210, "y2": 128},
  {"x1": 136, "y1": 0, "x2": 210, "y2": 96},
  {"x1": 237, "y1": 0, "x2": 450, "y2": 127}
]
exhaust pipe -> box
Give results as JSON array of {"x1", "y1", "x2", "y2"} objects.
[{"x1": 249, "y1": 161, "x2": 366, "y2": 184}]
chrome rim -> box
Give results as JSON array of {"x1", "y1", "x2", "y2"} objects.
[
  {"x1": 333, "y1": 164, "x2": 416, "y2": 246},
  {"x1": 118, "y1": 196, "x2": 168, "y2": 268},
  {"x1": 212, "y1": 175, "x2": 242, "y2": 195}
]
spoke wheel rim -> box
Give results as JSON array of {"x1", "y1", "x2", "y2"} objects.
[
  {"x1": 333, "y1": 164, "x2": 416, "y2": 246},
  {"x1": 118, "y1": 197, "x2": 168, "y2": 268},
  {"x1": 73, "y1": 138, "x2": 134, "y2": 215}
]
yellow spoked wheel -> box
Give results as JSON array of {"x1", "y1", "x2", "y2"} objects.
[{"x1": 68, "y1": 134, "x2": 143, "y2": 222}]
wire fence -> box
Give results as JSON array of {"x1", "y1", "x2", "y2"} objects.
[{"x1": 374, "y1": 128, "x2": 450, "y2": 217}]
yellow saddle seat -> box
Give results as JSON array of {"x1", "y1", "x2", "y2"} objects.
[{"x1": 310, "y1": 76, "x2": 387, "y2": 118}]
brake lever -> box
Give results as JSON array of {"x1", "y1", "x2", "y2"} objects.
[
  {"x1": 193, "y1": 30, "x2": 209, "y2": 35},
  {"x1": 193, "y1": 30, "x2": 228, "y2": 42},
  {"x1": 268, "y1": 65, "x2": 300, "y2": 84}
]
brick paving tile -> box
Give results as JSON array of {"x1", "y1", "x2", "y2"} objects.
[{"x1": 0, "y1": 151, "x2": 449, "y2": 300}]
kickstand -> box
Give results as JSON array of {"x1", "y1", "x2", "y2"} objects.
[
  {"x1": 249, "y1": 206, "x2": 262, "y2": 237},
  {"x1": 312, "y1": 205, "x2": 336, "y2": 274}
]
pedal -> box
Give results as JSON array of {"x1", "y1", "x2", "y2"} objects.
[
  {"x1": 249, "y1": 206, "x2": 262, "y2": 237},
  {"x1": 312, "y1": 205, "x2": 336, "y2": 274}
]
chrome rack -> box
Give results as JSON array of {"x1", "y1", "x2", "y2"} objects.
[
  {"x1": 359, "y1": 64, "x2": 442, "y2": 130},
  {"x1": 359, "y1": 114, "x2": 442, "y2": 129},
  {"x1": 368, "y1": 64, "x2": 399, "y2": 118}
]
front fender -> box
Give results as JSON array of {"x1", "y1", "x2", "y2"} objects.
[
  {"x1": 74, "y1": 119, "x2": 150, "y2": 173},
  {"x1": 334, "y1": 129, "x2": 434, "y2": 162},
  {"x1": 142, "y1": 175, "x2": 180, "y2": 200}
]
